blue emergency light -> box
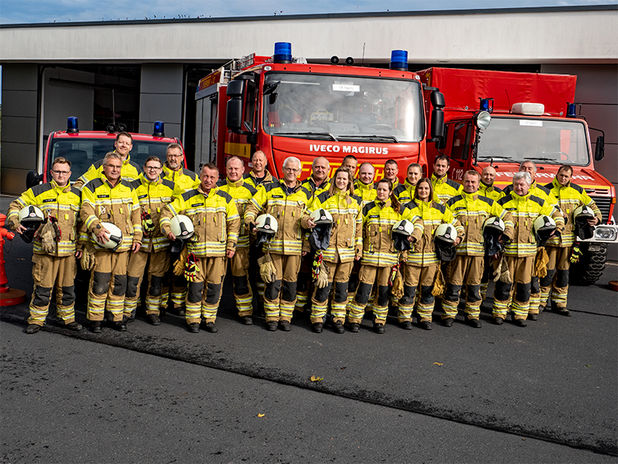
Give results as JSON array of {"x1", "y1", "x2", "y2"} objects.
[
  {"x1": 67, "y1": 116, "x2": 79, "y2": 133},
  {"x1": 566, "y1": 102, "x2": 577, "y2": 118},
  {"x1": 389, "y1": 50, "x2": 408, "y2": 71},
  {"x1": 153, "y1": 121, "x2": 165, "y2": 137},
  {"x1": 273, "y1": 42, "x2": 292, "y2": 63},
  {"x1": 480, "y1": 98, "x2": 494, "y2": 113}
]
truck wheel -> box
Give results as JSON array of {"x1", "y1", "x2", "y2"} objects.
[{"x1": 570, "y1": 244, "x2": 607, "y2": 286}]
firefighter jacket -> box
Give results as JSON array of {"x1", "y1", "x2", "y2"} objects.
[
  {"x1": 244, "y1": 180, "x2": 312, "y2": 256},
  {"x1": 353, "y1": 180, "x2": 377, "y2": 207},
  {"x1": 309, "y1": 190, "x2": 363, "y2": 263},
  {"x1": 478, "y1": 182, "x2": 502, "y2": 202},
  {"x1": 544, "y1": 178, "x2": 602, "y2": 248},
  {"x1": 8, "y1": 180, "x2": 81, "y2": 257},
  {"x1": 129, "y1": 174, "x2": 175, "y2": 253},
  {"x1": 446, "y1": 192, "x2": 511, "y2": 257},
  {"x1": 360, "y1": 199, "x2": 421, "y2": 267},
  {"x1": 77, "y1": 153, "x2": 141, "y2": 187},
  {"x1": 431, "y1": 174, "x2": 463, "y2": 204},
  {"x1": 161, "y1": 186, "x2": 240, "y2": 258},
  {"x1": 395, "y1": 179, "x2": 417, "y2": 205},
  {"x1": 162, "y1": 165, "x2": 199, "y2": 194},
  {"x1": 401, "y1": 200, "x2": 464, "y2": 267},
  {"x1": 243, "y1": 170, "x2": 274, "y2": 190},
  {"x1": 497, "y1": 191, "x2": 564, "y2": 257},
  {"x1": 502, "y1": 181, "x2": 558, "y2": 207},
  {"x1": 80, "y1": 175, "x2": 142, "y2": 252},
  {"x1": 216, "y1": 178, "x2": 258, "y2": 249},
  {"x1": 301, "y1": 176, "x2": 331, "y2": 197}
]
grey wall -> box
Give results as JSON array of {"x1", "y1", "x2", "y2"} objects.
[
  {"x1": 139, "y1": 64, "x2": 183, "y2": 139},
  {"x1": 43, "y1": 68, "x2": 95, "y2": 135},
  {"x1": 1, "y1": 64, "x2": 38, "y2": 195}
]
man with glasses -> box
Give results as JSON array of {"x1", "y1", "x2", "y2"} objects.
[
  {"x1": 77, "y1": 132, "x2": 141, "y2": 187},
  {"x1": 8, "y1": 157, "x2": 83, "y2": 334},
  {"x1": 123, "y1": 157, "x2": 176, "y2": 325},
  {"x1": 80, "y1": 152, "x2": 142, "y2": 333},
  {"x1": 245, "y1": 156, "x2": 315, "y2": 331}
]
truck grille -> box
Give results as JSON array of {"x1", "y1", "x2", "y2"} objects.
[{"x1": 590, "y1": 195, "x2": 612, "y2": 222}]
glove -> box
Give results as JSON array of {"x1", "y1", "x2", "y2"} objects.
[
  {"x1": 570, "y1": 245, "x2": 583, "y2": 264},
  {"x1": 184, "y1": 253, "x2": 200, "y2": 282},
  {"x1": 142, "y1": 212, "x2": 155, "y2": 236},
  {"x1": 38, "y1": 220, "x2": 57, "y2": 254},
  {"x1": 257, "y1": 253, "x2": 277, "y2": 284},
  {"x1": 432, "y1": 266, "x2": 446, "y2": 297},
  {"x1": 80, "y1": 244, "x2": 96, "y2": 271},
  {"x1": 391, "y1": 268, "x2": 404, "y2": 300},
  {"x1": 173, "y1": 246, "x2": 189, "y2": 276}
]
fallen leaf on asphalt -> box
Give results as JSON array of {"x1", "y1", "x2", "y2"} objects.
[
  {"x1": 433, "y1": 362, "x2": 444, "y2": 367},
  {"x1": 310, "y1": 375, "x2": 324, "y2": 382},
  {"x1": 257, "y1": 413, "x2": 265, "y2": 418}
]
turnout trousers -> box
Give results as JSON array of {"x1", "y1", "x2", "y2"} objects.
[
  {"x1": 442, "y1": 256, "x2": 484, "y2": 320},
  {"x1": 398, "y1": 263, "x2": 438, "y2": 323},
  {"x1": 310, "y1": 260, "x2": 354, "y2": 324},
  {"x1": 185, "y1": 257, "x2": 226, "y2": 325},
  {"x1": 347, "y1": 264, "x2": 391, "y2": 324},
  {"x1": 539, "y1": 246, "x2": 570, "y2": 310},
  {"x1": 124, "y1": 249, "x2": 170, "y2": 317},
  {"x1": 87, "y1": 251, "x2": 129, "y2": 322},
  {"x1": 230, "y1": 246, "x2": 253, "y2": 317},
  {"x1": 263, "y1": 253, "x2": 302, "y2": 323},
  {"x1": 28, "y1": 254, "x2": 77, "y2": 327},
  {"x1": 492, "y1": 255, "x2": 534, "y2": 321}
]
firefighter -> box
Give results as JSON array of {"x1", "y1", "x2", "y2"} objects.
[
  {"x1": 399, "y1": 178, "x2": 463, "y2": 330},
  {"x1": 161, "y1": 163, "x2": 240, "y2": 333},
  {"x1": 431, "y1": 154, "x2": 463, "y2": 204},
  {"x1": 301, "y1": 156, "x2": 331, "y2": 196},
  {"x1": 540, "y1": 164, "x2": 601, "y2": 317},
  {"x1": 77, "y1": 132, "x2": 141, "y2": 187},
  {"x1": 381, "y1": 159, "x2": 400, "y2": 190},
  {"x1": 243, "y1": 150, "x2": 274, "y2": 189},
  {"x1": 443, "y1": 171, "x2": 508, "y2": 327},
  {"x1": 7, "y1": 157, "x2": 83, "y2": 334},
  {"x1": 396, "y1": 163, "x2": 423, "y2": 205},
  {"x1": 217, "y1": 156, "x2": 258, "y2": 324},
  {"x1": 244, "y1": 156, "x2": 315, "y2": 331},
  {"x1": 354, "y1": 162, "x2": 378, "y2": 207},
  {"x1": 123, "y1": 156, "x2": 175, "y2": 325},
  {"x1": 479, "y1": 166, "x2": 503, "y2": 201},
  {"x1": 341, "y1": 155, "x2": 358, "y2": 177},
  {"x1": 492, "y1": 171, "x2": 564, "y2": 326},
  {"x1": 308, "y1": 167, "x2": 363, "y2": 334},
  {"x1": 80, "y1": 152, "x2": 142, "y2": 333},
  {"x1": 346, "y1": 179, "x2": 422, "y2": 334},
  {"x1": 162, "y1": 142, "x2": 199, "y2": 315}
]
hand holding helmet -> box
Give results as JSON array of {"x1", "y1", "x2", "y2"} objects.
[
  {"x1": 434, "y1": 223, "x2": 458, "y2": 262},
  {"x1": 391, "y1": 219, "x2": 415, "y2": 252},
  {"x1": 17, "y1": 205, "x2": 45, "y2": 243}
]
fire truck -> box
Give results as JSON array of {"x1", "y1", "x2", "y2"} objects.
[
  {"x1": 26, "y1": 118, "x2": 184, "y2": 187},
  {"x1": 419, "y1": 67, "x2": 617, "y2": 284},
  {"x1": 194, "y1": 43, "x2": 444, "y2": 180}
]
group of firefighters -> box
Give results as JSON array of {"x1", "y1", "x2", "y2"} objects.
[{"x1": 7, "y1": 132, "x2": 602, "y2": 335}]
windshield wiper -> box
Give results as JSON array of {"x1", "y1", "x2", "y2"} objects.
[
  {"x1": 524, "y1": 156, "x2": 561, "y2": 164},
  {"x1": 478, "y1": 155, "x2": 513, "y2": 161},
  {"x1": 337, "y1": 134, "x2": 399, "y2": 143},
  {"x1": 263, "y1": 81, "x2": 280, "y2": 95},
  {"x1": 273, "y1": 131, "x2": 338, "y2": 141}
]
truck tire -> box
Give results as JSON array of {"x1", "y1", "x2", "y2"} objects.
[{"x1": 570, "y1": 243, "x2": 607, "y2": 286}]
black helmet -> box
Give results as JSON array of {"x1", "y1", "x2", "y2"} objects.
[
  {"x1": 573, "y1": 205, "x2": 595, "y2": 240},
  {"x1": 309, "y1": 209, "x2": 334, "y2": 251},
  {"x1": 483, "y1": 216, "x2": 506, "y2": 256},
  {"x1": 434, "y1": 223, "x2": 457, "y2": 262},
  {"x1": 391, "y1": 220, "x2": 415, "y2": 252}
]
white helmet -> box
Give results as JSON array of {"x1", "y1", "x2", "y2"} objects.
[
  {"x1": 434, "y1": 223, "x2": 458, "y2": 262},
  {"x1": 573, "y1": 205, "x2": 596, "y2": 240},
  {"x1": 533, "y1": 215, "x2": 557, "y2": 246},
  {"x1": 483, "y1": 216, "x2": 505, "y2": 233},
  {"x1": 573, "y1": 205, "x2": 595, "y2": 221},
  {"x1": 434, "y1": 223, "x2": 457, "y2": 244},
  {"x1": 255, "y1": 214, "x2": 279, "y2": 248},
  {"x1": 310, "y1": 208, "x2": 334, "y2": 225},
  {"x1": 18, "y1": 205, "x2": 45, "y2": 225},
  {"x1": 93, "y1": 222, "x2": 123, "y2": 250},
  {"x1": 483, "y1": 217, "x2": 506, "y2": 256},
  {"x1": 392, "y1": 219, "x2": 415, "y2": 251},
  {"x1": 170, "y1": 214, "x2": 194, "y2": 240}
]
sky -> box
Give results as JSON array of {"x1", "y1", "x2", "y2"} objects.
[{"x1": 0, "y1": 0, "x2": 612, "y2": 24}]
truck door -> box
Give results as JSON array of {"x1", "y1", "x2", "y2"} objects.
[
  {"x1": 195, "y1": 94, "x2": 218, "y2": 169},
  {"x1": 448, "y1": 121, "x2": 472, "y2": 182}
]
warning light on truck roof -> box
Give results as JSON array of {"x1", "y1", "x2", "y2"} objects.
[
  {"x1": 67, "y1": 116, "x2": 79, "y2": 134},
  {"x1": 273, "y1": 42, "x2": 292, "y2": 64},
  {"x1": 566, "y1": 102, "x2": 577, "y2": 118},
  {"x1": 390, "y1": 50, "x2": 408, "y2": 71},
  {"x1": 153, "y1": 121, "x2": 165, "y2": 137}
]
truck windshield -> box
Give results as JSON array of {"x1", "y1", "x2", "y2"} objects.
[
  {"x1": 262, "y1": 72, "x2": 424, "y2": 142},
  {"x1": 49, "y1": 138, "x2": 172, "y2": 181},
  {"x1": 477, "y1": 118, "x2": 590, "y2": 165}
]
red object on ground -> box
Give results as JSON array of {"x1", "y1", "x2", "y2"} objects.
[
  {"x1": 0, "y1": 213, "x2": 26, "y2": 306},
  {"x1": 609, "y1": 281, "x2": 618, "y2": 292}
]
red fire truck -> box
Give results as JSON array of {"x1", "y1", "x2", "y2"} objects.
[
  {"x1": 194, "y1": 43, "x2": 444, "y2": 180},
  {"x1": 27, "y1": 118, "x2": 184, "y2": 187},
  {"x1": 419, "y1": 67, "x2": 617, "y2": 284}
]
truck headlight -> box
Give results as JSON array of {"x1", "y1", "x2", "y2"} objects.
[{"x1": 594, "y1": 225, "x2": 618, "y2": 241}]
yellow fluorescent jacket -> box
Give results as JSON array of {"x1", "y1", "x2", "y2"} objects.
[
  {"x1": 243, "y1": 170, "x2": 274, "y2": 190},
  {"x1": 353, "y1": 180, "x2": 377, "y2": 208},
  {"x1": 431, "y1": 174, "x2": 463, "y2": 204},
  {"x1": 77, "y1": 153, "x2": 141, "y2": 188},
  {"x1": 216, "y1": 178, "x2": 258, "y2": 249},
  {"x1": 162, "y1": 165, "x2": 200, "y2": 195},
  {"x1": 478, "y1": 182, "x2": 503, "y2": 202}
]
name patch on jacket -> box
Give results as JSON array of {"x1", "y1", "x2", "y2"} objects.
[
  {"x1": 42, "y1": 198, "x2": 56, "y2": 203},
  {"x1": 191, "y1": 202, "x2": 203, "y2": 207},
  {"x1": 272, "y1": 194, "x2": 283, "y2": 198},
  {"x1": 97, "y1": 194, "x2": 110, "y2": 198},
  {"x1": 138, "y1": 194, "x2": 148, "y2": 199}
]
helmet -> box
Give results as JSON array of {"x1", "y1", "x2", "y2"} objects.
[
  {"x1": 392, "y1": 220, "x2": 415, "y2": 251},
  {"x1": 255, "y1": 214, "x2": 279, "y2": 248},
  {"x1": 309, "y1": 209, "x2": 334, "y2": 251},
  {"x1": 434, "y1": 223, "x2": 457, "y2": 262},
  {"x1": 18, "y1": 205, "x2": 45, "y2": 243},
  {"x1": 483, "y1": 216, "x2": 506, "y2": 256},
  {"x1": 573, "y1": 205, "x2": 595, "y2": 240},
  {"x1": 533, "y1": 215, "x2": 557, "y2": 246},
  {"x1": 170, "y1": 214, "x2": 194, "y2": 240},
  {"x1": 92, "y1": 222, "x2": 123, "y2": 250}
]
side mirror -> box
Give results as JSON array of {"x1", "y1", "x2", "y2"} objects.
[
  {"x1": 595, "y1": 135, "x2": 605, "y2": 161},
  {"x1": 226, "y1": 79, "x2": 244, "y2": 98},
  {"x1": 227, "y1": 98, "x2": 243, "y2": 132},
  {"x1": 26, "y1": 170, "x2": 43, "y2": 188},
  {"x1": 431, "y1": 108, "x2": 445, "y2": 142},
  {"x1": 430, "y1": 90, "x2": 445, "y2": 109}
]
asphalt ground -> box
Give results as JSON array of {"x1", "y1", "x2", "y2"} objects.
[{"x1": 1, "y1": 195, "x2": 617, "y2": 461}]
